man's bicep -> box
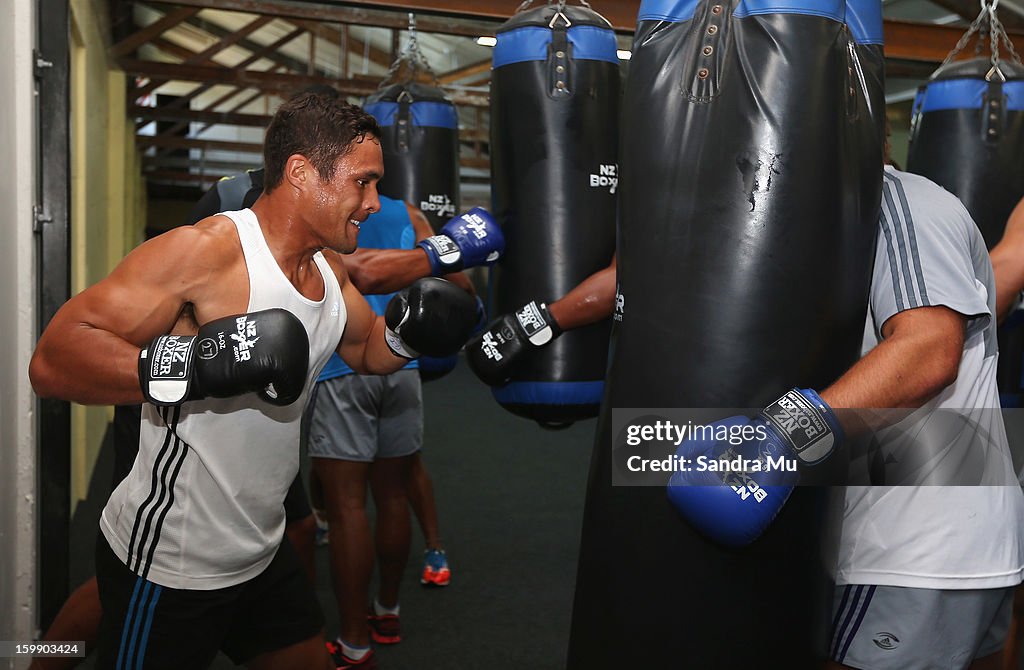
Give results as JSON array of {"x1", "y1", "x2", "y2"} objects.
[{"x1": 335, "y1": 277, "x2": 377, "y2": 367}]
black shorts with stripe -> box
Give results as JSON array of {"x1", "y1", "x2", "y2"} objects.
[{"x1": 93, "y1": 536, "x2": 323, "y2": 669}]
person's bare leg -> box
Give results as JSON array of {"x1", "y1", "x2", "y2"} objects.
[
  {"x1": 369, "y1": 455, "x2": 415, "y2": 609},
  {"x1": 406, "y1": 453, "x2": 442, "y2": 550},
  {"x1": 245, "y1": 633, "x2": 333, "y2": 670},
  {"x1": 28, "y1": 577, "x2": 101, "y2": 670},
  {"x1": 285, "y1": 514, "x2": 317, "y2": 584},
  {"x1": 314, "y1": 457, "x2": 373, "y2": 647}
]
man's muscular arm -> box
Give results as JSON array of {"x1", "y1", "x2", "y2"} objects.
[
  {"x1": 465, "y1": 255, "x2": 615, "y2": 386},
  {"x1": 547, "y1": 255, "x2": 616, "y2": 329},
  {"x1": 344, "y1": 248, "x2": 435, "y2": 295},
  {"x1": 820, "y1": 305, "x2": 965, "y2": 434},
  {"x1": 327, "y1": 253, "x2": 408, "y2": 376},
  {"x1": 344, "y1": 205, "x2": 486, "y2": 295},
  {"x1": 989, "y1": 196, "x2": 1024, "y2": 324},
  {"x1": 29, "y1": 222, "x2": 243, "y2": 405}
]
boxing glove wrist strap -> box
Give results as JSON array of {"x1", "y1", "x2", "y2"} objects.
[
  {"x1": 139, "y1": 335, "x2": 201, "y2": 406},
  {"x1": 515, "y1": 301, "x2": 562, "y2": 346},
  {"x1": 419, "y1": 235, "x2": 462, "y2": 275},
  {"x1": 760, "y1": 388, "x2": 842, "y2": 465}
]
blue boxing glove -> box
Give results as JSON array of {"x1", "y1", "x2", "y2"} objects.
[
  {"x1": 418, "y1": 208, "x2": 505, "y2": 275},
  {"x1": 666, "y1": 389, "x2": 842, "y2": 547}
]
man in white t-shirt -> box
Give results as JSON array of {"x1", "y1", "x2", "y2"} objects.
[{"x1": 824, "y1": 166, "x2": 1024, "y2": 669}]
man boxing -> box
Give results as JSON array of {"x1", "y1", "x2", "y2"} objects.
[
  {"x1": 468, "y1": 159, "x2": 1024, "y2": 668},
  {"x1": 31, "y1": 106, "x2": 503, "y2": 669},
  {"x1": 29, "y1": 90, "x2": 479, "y2": 669}
]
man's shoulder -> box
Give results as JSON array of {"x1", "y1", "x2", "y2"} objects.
[
  {"x1": 882, "y1": 167, "x2": 968, "y2": 217},
  {"x1": 153, "y1": 217, "x2": 242, "y2": 262},
  {"x1": 880, "y1": 167, "x2": 976, "y2": 240}
]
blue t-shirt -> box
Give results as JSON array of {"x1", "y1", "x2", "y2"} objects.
[{"x1": 319, "y1": 196, "x2": 419, "y2": 380}]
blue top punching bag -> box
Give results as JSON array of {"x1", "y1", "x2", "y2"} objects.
[
  {"x1": 365, "y1": 23, "x2": 462, "y2": 381},
  {"x1": 905, "y1": 8, "x2": 1024, "y2": 405},
  {"x1": 568, "y1": 1, "x2": 885, "y2": 667},
  {"x1": 488, "y1": 1, "x2": 619, "y2": 427}
]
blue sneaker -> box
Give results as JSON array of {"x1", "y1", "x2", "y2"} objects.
[
  {"x1": 421, "y1": 548, "x2": 450, "y2": 586},
  {"x1": 315, "y1": 515, "x2": 329, "y2": 547}
]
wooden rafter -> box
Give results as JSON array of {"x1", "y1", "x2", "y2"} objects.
[
  {"x1": 144, "y1": 27, "x2": 306, "y2": 115},
  {"x1": 289, "y1": 18, "x2": 393, "y2": 71},
  {"x1": 884, "y1": 18, "x2": 1024, "y2": 61},
  {"x1": 110, "y1": 6, "x2": 201, "y2": 57},
  {"x1": 135, "y1": 15, "x2": 276, "y2": 99},
  {"x1": 132, "y1": 103, "x2": 272, "y2": 127},
  {"x1": 186, "y1": 15, "x2": 320, "y2": 76},
  {"x1": 118, "y1": 58, "x2": 490, "y2": 106},
  {"x1": 146, "y1": 0, "x2": 500, "y2": 38},
  {"x1": 438, "y1": 59, "x2": 491, "y2": 84},
  {"x1": 137, "y1": 135, "x2": 263, "y2": 153},
  {"x1": 928, "y1": 0, "x2": 1024, "y2": 31}
]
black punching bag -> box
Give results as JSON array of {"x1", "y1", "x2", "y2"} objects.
[
  {"x1": 568, "y1": 1, "x2": 885, "y2": 668},
  {"x1": 907, "y1": 58, "x2": 1024, "y2": 247},
  {"x1": 489, "y1": 3, "x2": 619, "y2": 425},
  {"x1": 906, "y1": 57, "x2": 1024, "y2": 404},
  {"x1": 366, "y1": 81, "x2": 462, "y2": 380}
]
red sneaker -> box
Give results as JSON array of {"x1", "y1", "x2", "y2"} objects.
[
  {"x1": 367, "y1": 607, "x2": 401, "y2": 644},
  {"x1": 420, "y1": 548, "x2": 451, "y2": 587},
  {"x1": 326, "y1": 640, "x2": 378, "y2": 669}
]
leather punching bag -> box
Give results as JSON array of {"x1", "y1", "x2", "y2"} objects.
[
  {"x1": 567, "y1": 1, "x2": 885, "y2": 667},
  {"x1": 489, "y1": 3, "x2": 619, "y2": 426},
  {"x1": 906, "y1": 57, "x2": 1024, "y2": 404},
  {"x1": 907, "y1": 58, "x2": 1024, "y2": 247},
  {"x1": 366, "y1": 82, "x2": 462, "y2": 381}
]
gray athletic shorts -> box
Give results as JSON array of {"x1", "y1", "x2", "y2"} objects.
[
  {"x1": 830, "y1": 583, "x2": 1015, "y2": 669},
  {"x1": 307, "y1": 369, "x2": 423, "y2": 462}
]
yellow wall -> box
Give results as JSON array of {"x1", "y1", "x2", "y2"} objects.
[{"x1": 70, "y1": 0, "x2": 147, "y2": 504}]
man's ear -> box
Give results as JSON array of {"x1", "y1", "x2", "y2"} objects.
[{"x1": 283, "y1": 154, "x2": 312, "y2": 191}]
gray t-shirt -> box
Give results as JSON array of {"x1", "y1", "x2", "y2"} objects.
[{"x1": 837, "y1": 166, "x2": 1024, "y2": 589}]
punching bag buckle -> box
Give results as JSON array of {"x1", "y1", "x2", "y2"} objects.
[
  {"x1": 547, "y1": 10, "x2": 573, "y2": 99},
  {"x1": 549, "y1": 11, "x2": 572, "y2": 28},
  {"x1": 982, "y1": 78, "x2": 1005, "y2": 142},
  {"x1": 396, "y1": 89, "x2": 413, "y2": 151}
]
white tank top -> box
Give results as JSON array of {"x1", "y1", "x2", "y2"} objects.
[{"x1": 100, "y1": 209, "x2": 345, "y2": 589}]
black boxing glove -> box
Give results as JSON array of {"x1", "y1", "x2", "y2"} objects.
[
  {"x1": 139, "y1": 309, "x2": 309, "y2": 407},
  {"x1": 466, "y1": 301, "x2": 562, "y2": 386},
  {"x1": 384, "y1": 278, "x2": 480, "y2": 359}
]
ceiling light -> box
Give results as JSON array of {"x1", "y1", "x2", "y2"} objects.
[
  {"x1": 617, "y1": 49, "x2": 632, "y2": 60},
  {"x1": 476, "y1": 36, "x2": 497, "y2": 47}
]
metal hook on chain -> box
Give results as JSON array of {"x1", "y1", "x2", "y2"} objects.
[
  {"x1": 379, "y1": 11, "x2": 439, "y2": 88},
  {"x1": 940, "y1": 0, "x2": 1019, "y2": 75}
]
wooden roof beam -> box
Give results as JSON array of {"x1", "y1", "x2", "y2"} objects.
[
  {"x1": 146, "y1": 0, "x2": 499, "y2": 38},
  {"x1": 438, "y1": 58, "x2": 491, "y2": 84},
  {"x1": 119, "y1": 58, "x2": 489, "y2": 106},
  {"x1": 135, "y1": 15, "x2": 276, "y2": 99},
  {"x1": 927, "y1": 0, "x2": 1024, "y2": 31},
  {"x1": 111, "y1": 6, "x2": 201, "y2": 58},
  {"x1": 184, "y1": 15, "x2": 320, "y2": 76},
  {"x1": 884, "y1": 18, "x2": 1024, "y2": 61},
  {"x1": 349, "y1": 0, "x2": 640, "y2": 33}
]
